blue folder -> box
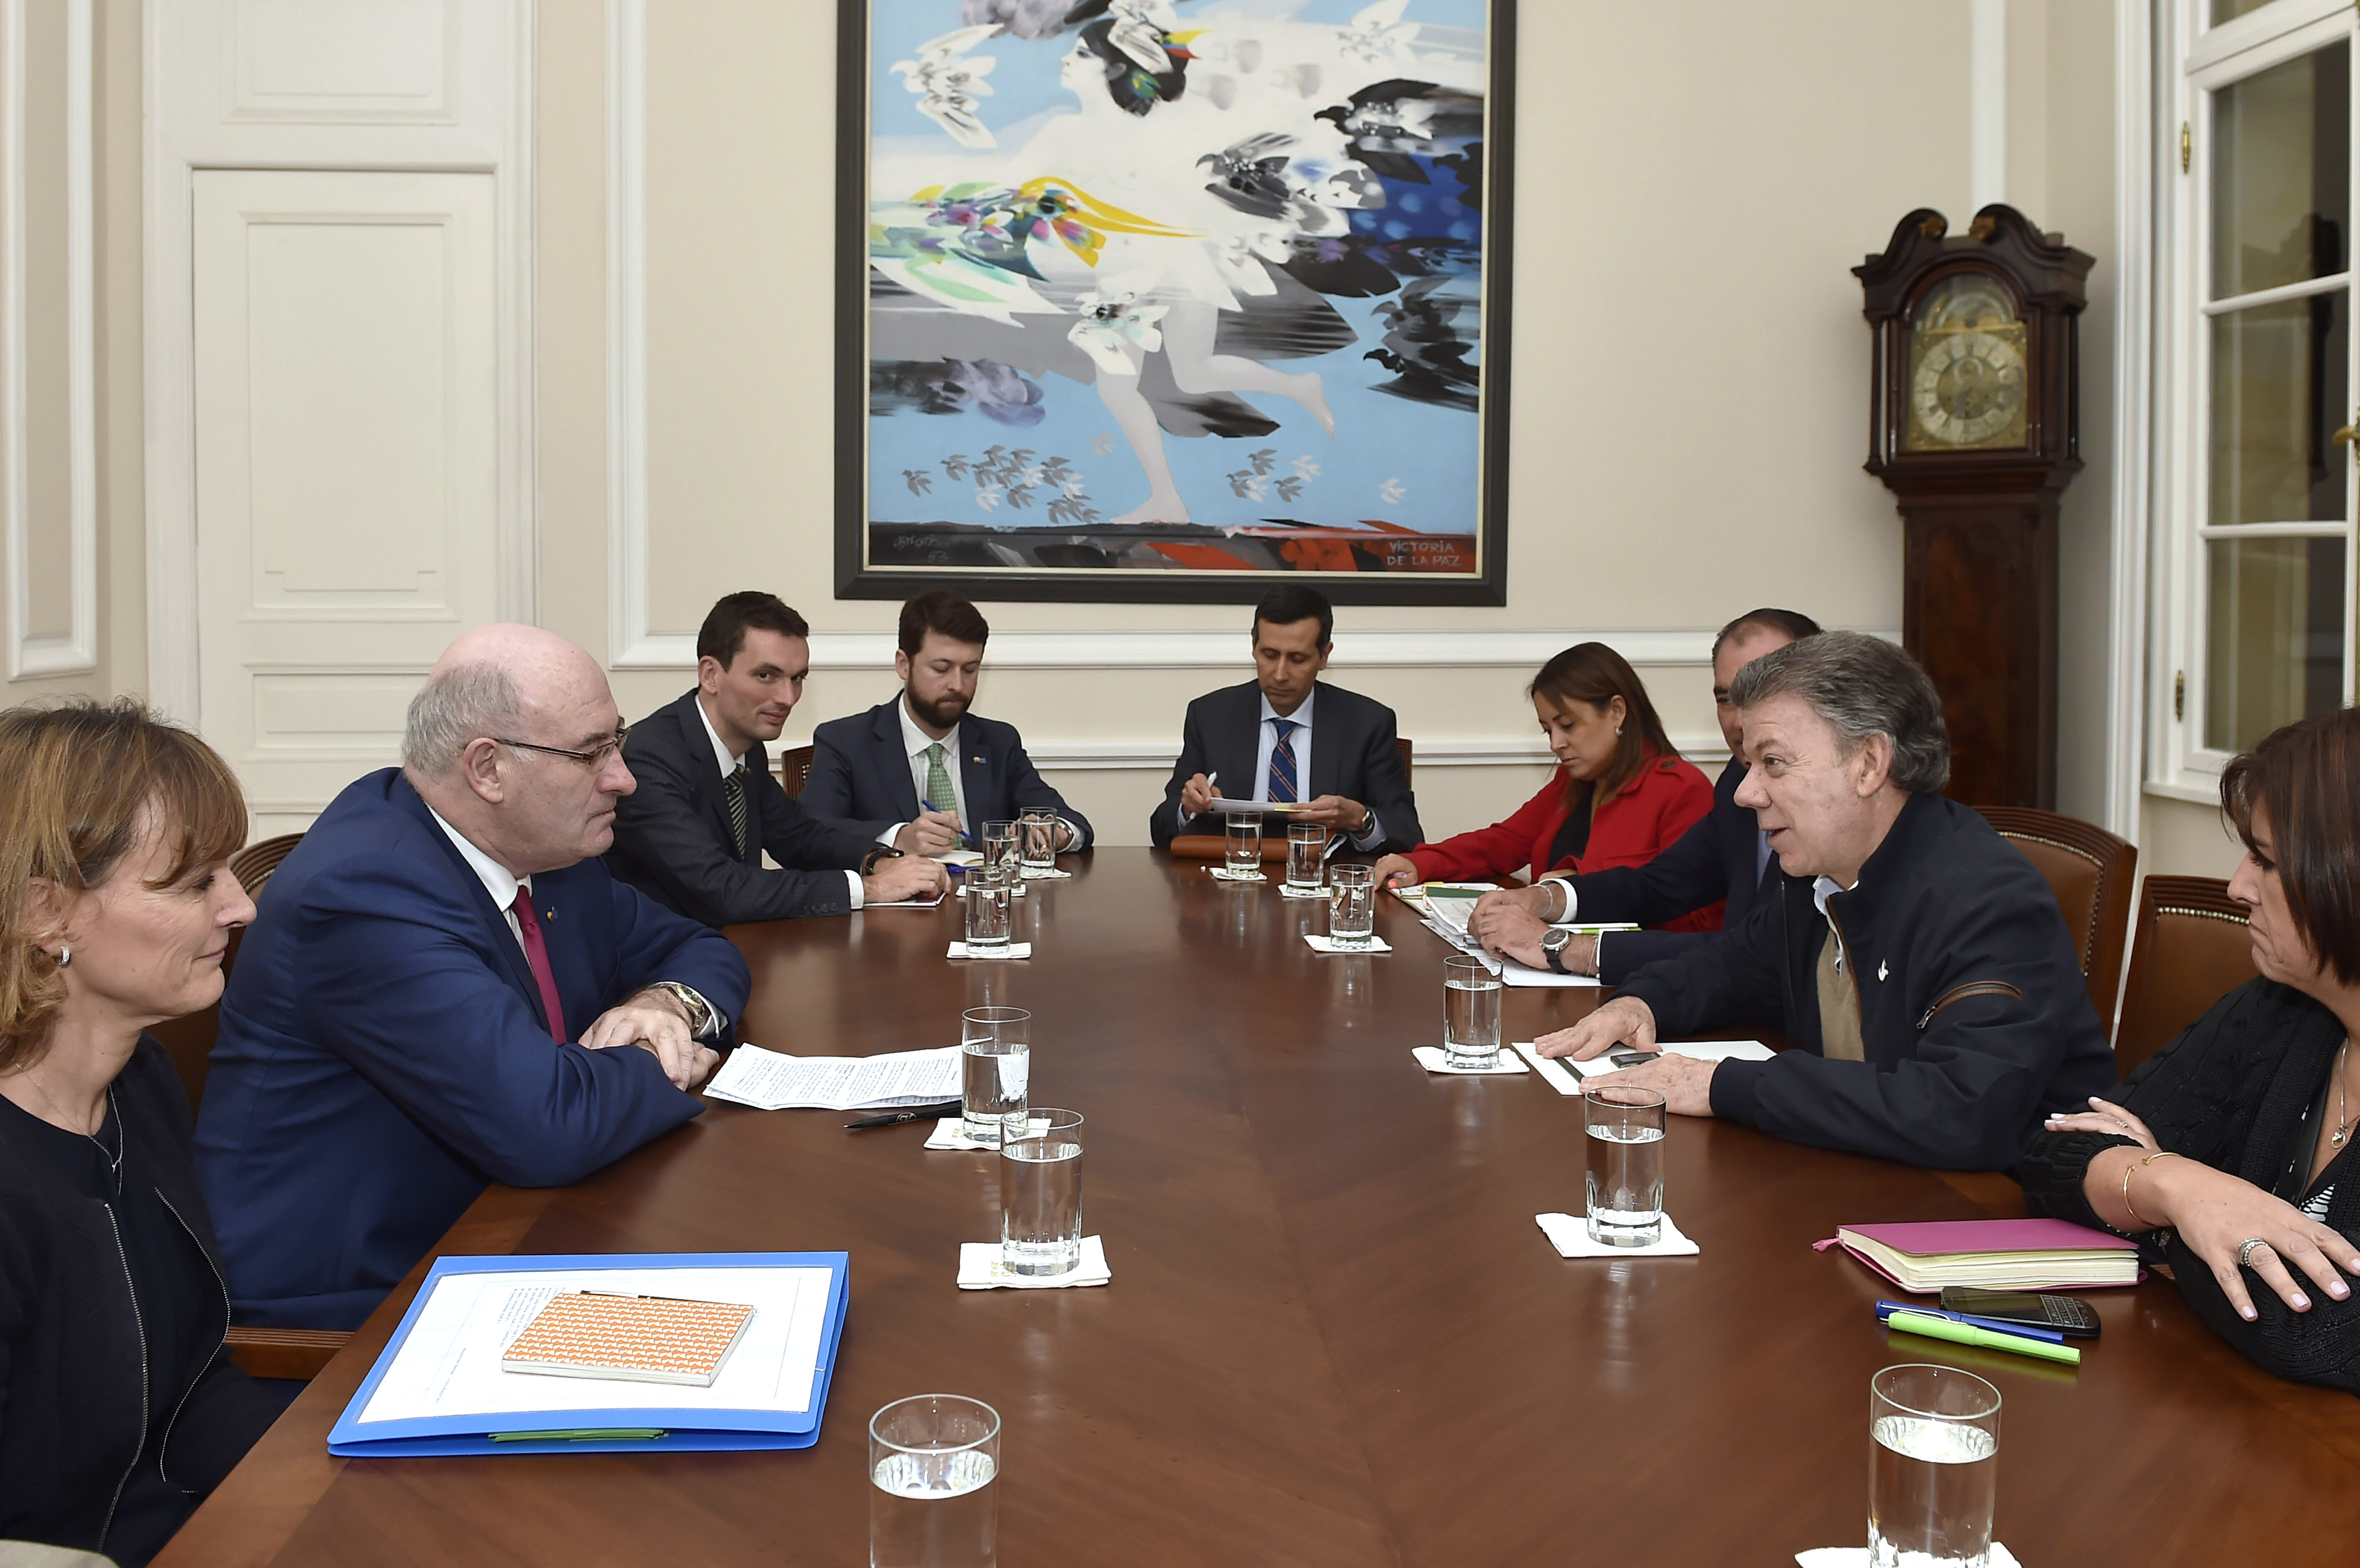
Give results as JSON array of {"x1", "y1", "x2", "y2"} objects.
[{"x1": 326, "y1": 1251, "x2": 850, "y2": 1456}]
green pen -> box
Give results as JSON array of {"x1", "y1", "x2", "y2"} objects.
[
  {"x1": 488, "y1": 1428, "x2": 669, "y2": 1443},
  {"x1": 1887, "y1": 1311, "x2": 2082, "y2": 1366}
]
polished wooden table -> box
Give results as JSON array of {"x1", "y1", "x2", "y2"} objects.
[{"x1": 160, "y1": 851, "x2": 2360, "y2": 1565}]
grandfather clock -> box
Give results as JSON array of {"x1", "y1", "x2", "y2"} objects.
[{"x1": 1855, "y1": 205, "x2": 2091, "y2": 810}]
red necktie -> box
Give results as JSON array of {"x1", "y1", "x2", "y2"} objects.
[{"x1": 510, "y1": 884, "x2": 568, "y2": 1043}]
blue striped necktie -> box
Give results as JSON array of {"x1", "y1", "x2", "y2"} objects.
[{"x1": 1268, "y1": 718, "x2": 1299, "y2": 803}]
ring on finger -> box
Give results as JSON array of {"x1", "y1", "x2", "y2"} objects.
[{"x1": 2238, "y1": 1237, "x2": 2271, "y2": 1270}]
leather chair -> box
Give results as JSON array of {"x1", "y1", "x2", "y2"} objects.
[
  {"x1": 776, "y1": 744, "x2": 815, "y2": 799},
  {"x1": 1396, "y1": 736, "x2": 1413, "y2": 785},
  {"x1": 150, "y1": 834, "x2": 306, "y2": 1114},
  {"x1": 2113, "y1": 875, "x2": 2257, "y2": 1077},
  {"x1": 1974, "y1": 807, "x2": 2137, "y2": 1032}
]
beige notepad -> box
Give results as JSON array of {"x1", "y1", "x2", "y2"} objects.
[{"x1": 501, "y1": 1292, "x2": 756, "y2": 1387}]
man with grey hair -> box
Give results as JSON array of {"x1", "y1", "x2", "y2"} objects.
[
  {"x1": 197, "y1": 624, "x2": 750, "y2": 1330},
  {"x1": 1537, "y1": 632, "x2": 2115, "y2": 1171}
]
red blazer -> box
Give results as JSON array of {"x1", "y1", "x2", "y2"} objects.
[{"x1": 1405, "y1": 754, "x2": 1722, "y2": 932}]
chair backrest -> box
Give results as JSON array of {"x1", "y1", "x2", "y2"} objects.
[
  {"x1": 1395, "y1": 736, "x2": 1413, "y2": 786},
  {"x1": 154, "y1": 831, "x2": 299, "y2": 1116},
  {"x1": 1974, "y1": 807, "x2": 2137, "y2": 1030},
  {"x1": 231, "y1": 832, "x2": 304, "y2": 896},
  {"x1": 777, "y1": 744, "x2": 816, "y2": 799},
  {"x1": 1169, "y1": 834, "x2": 1291, "y2": 862},
  {"x1": 2114, "y1": 874, "x2": 2256, "y2": 1076}
]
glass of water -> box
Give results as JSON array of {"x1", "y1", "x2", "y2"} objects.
[
  {"x1": 979, "y1": 820, "x2": 1016, "y2": 887},
  {"x1": 1327, "y1": 863, "x2": 1376, "y2": 947},
  {"x1": 1019, "y1": 810, "x2": 1059, "y2": 875},
  {"x1": 960, "y1": 1006, "x2": 1029, "y2": 1147},
  {"x1": 1285, "y1": 821, "x2": 1326, "y2": 890},
  {"x1": 870, "y1": 1393, "x2": 1000, "y2": 1568},
  {"x1": 963, "y1": 880, "x2": 1011, "y2": 955},
  {"x1": 1225, "y1": 813, "x2": 1264, "y2": 878},
  {"x1": 1000, "y1": 1107, "x2": 1085, "y2": 1275},
  {"x1": 1869, "y1": 1364, "x2": 2001, "y2": 1568},
  {"x1": 1584, "y1": 1084, "x2": 1666, "y2": 1247},
  {"x1": 1442, "y1": 953, "x2": 1502, "y2": 1068}
]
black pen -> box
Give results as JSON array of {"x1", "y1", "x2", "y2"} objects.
[{"x1": 845, "y1": 1099, "x2": 963, "y2": 1131}]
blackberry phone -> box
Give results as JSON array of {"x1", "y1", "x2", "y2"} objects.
[{"x1": 1938, "y1": 1287, "x2": 2102, "y2": 1339}]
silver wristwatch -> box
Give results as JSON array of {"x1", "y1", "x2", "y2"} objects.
[
  {"x1": 1540, "y1": 926, "x2": 1574, "y2": 975},
  {"x1": 647, "y1": 980, "x2": 715, "y2": 1037}
]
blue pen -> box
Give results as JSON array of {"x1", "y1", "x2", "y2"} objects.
[
  {"x1": 1873, "y1": 1299, "x2": 2066, "y2": 1345},
  {"x1": 921, "y1": 799, "x2": 978, "y2": 849}
]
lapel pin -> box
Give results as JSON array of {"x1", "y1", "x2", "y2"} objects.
[{"x1": 1876, "y1": 959, "x2": 1888, "y2": 982}]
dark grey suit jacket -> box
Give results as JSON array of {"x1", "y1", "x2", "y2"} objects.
[{"x1": 1151, "y1": 679, "x2": 1421, "y2": 852}]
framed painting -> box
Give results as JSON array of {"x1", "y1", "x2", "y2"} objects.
[{"x1": 835, "y1": 0, "x2": 1515, "y2": 604}]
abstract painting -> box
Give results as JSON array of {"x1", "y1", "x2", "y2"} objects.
[{"x1": 835, "y1": 0, "x2": 1514, "y2": 603}]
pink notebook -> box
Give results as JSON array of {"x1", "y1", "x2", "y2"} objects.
[{"x1": 1819, "y1": 1218, "x2": 2140, "y2": 1293}]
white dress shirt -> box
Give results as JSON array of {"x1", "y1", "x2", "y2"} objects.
[
  {"x1": 694, "y1": 695, "x2": 865, "y2": 909},
  {"x1": 1253, "y1": 688, "x2": 1383, "y2": 851},
  {"x1": 882, "y1": 695, "x2": 1077, "y2": 852},
  {"x1": 1811, "y1": 873, "x2": 1857, "y2": 971}
]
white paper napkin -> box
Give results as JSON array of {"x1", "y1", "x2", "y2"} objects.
[
  {"x1": 946, "y1": 942, "x2": 1032, "y2": 960},
  {"x1": 924, "y1": 1115, "x2": 1050, "y2": 1151},
  {"x1": 1536, "y1": 1211, "x2": 1700, "y2": 1258},
  {"x1": 1205, "y1": 865, "x2": 1267, "y2": 883},
  {"x1": 957, "y1": 1236, "x2": 1111, "y2": 1289},
  {"x1": 1411, "y1": 1045, "x2": 1529, "y2": 1076},
  {"x1": 1279, "y1": 883, "x2": 1328, "y2": 900},
  {"x1": 1022, "y1": 866, "x2": 1072, "y2": 880},
  {"x1": 1302, "y1": 933, "x2": 1392, "y2": 954},
  {"x1": 1796, "y1": 1546, "x2": 2020, "y2": 1567}
]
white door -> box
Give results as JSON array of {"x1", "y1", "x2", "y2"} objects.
[{"x1": 191, "y1": 170, "x2": 499, "y2": 826}]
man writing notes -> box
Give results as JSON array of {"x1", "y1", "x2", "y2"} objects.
[
  {"x1": 1465, "y1": 609, "x2": 1818, "y2": 983},
  {"x1": 1152, "y1": 585, "x2": 1422, "y2": 853},
  {"x1": 1536, "y1": 632, "x2": 2114, "y2": 1170},
  {"x1": 196, "y1": 625, "x2": 750, "y2": 1330},
  {"x1": 802, "y1": 591, "x2": 1092, "y2": 854},
  {"x1": 606, "y1": 592, "x2": 948, "y2": 924}
]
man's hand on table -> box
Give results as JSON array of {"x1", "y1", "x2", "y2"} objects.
[
  {"x1": 866, "y1": 854, "x2": 950, "y2": 905},
  {"x1": 583, "y1": 990, "x2": 720, "y2": 1091},
  {"x1": 1535, "y1": 998, "x2": 1717, "y2": 1116}
]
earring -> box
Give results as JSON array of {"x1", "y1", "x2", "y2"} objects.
[
  {"x1": 53, "y1": 946, "x2": 69, "y2": 968},
  {"x1": 1614, "y1": 725, "x2": 1623, "y2": 737}
]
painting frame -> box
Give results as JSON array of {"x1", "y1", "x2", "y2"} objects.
[{"x1": 834, "y1": 0, "x2": 1515, "y2": 605}]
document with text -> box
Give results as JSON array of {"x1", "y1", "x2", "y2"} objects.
[{"x1": 704, "y1": 1043, "x2": 962, "y2": 1111}]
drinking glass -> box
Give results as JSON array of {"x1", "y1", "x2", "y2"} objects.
[
  {"x1": 1584, "y1": 1085, "x2": 1667, "y2": 1246},
  {"x1": 963, "y1": 881, "x2": 1010, "y2": 955},
  {"x1": 870, "y1": 1394, "x2": 1000, "y2": 1568},
  {"x1": 979, "y1": 820, "x2": 1016, "y2": 887},
  {"x1": 960, "y1": 1006, "x2": 1029, "y2": 1147},
  {"x1": 1327, "y1": 864, "x2": 1375, "y2": 947},
  {"x1": 1869, "y1": 1364, "x2": 2001, "y2": 1568},
  {"x1": 1225, "y1": 813, "x2": 1264, "y2": 878},
  {"x1": 1442, "y1": 953, "x2": 1503, "y2": 1068},
  {"x1": 1019, "y1": 810, "x2": 1058, "y2": 875},
  {"x1": 1000, "y1": 1107, "x2": 1085, "y2": 1275},
  {"x1": 1285, "y1": 821, "x2": 1327, "y2": 890}
]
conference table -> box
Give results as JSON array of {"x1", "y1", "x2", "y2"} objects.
[{"x1": 160, "y1": 850, "x2": 2360, "y2": 1566}]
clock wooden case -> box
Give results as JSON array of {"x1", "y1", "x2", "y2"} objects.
[{"x1": 1855, "y1": 204, "x2": 2092, "y2": 810}]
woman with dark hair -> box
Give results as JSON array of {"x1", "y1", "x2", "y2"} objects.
[
  {"x1": 2020, "y1": 706, "x2": 2360, "y2": 1392},
  {"x1": 0, "y1": 701, "x2": 282, "y2": 1564},
  {"x1": 1371, "y1": 645, "x2": 1715, "y2": 925}
]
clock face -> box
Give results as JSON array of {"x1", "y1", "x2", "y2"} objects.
[{"x1": 1903, "y1": 275, "x2": 2031, "y2": 452}]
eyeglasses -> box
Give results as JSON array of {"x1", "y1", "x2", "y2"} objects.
[{"x1": 493, "y1": 726, "x2": 629, "y2": 767}]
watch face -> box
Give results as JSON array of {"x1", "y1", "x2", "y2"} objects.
[{"x1": 1904, "y1": 275, "x2": 2030, "y2": 452}]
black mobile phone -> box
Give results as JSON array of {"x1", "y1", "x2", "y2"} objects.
[
  {"x1": 1938, "y1": 1287, "x2": 2102, "y2": 1339},
  {"x1": 1609, "y1": 1051, "x2": 1660, "y2": 1068}
]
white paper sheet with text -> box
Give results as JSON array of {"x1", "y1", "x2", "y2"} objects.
[{"x1": 704, "y1": 1044, "x2": 961, "y2": 1111}]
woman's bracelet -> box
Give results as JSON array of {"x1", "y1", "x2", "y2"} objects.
[{"x1": 2122, "y1": 1148, "x2": 2183, "y2": 1230}]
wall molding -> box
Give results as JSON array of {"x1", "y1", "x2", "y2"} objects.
[
  {"x1": 4, "y1": 0, "x2": 96, "y2": 680},
  {"x1": 1012, "y1": 734, "x2": 1731, "y2": 774},
  {"x1": 605, "y1": 0, "x2": 651, "y2": 669},
  {"x1": 2105, "y1": 0, "x2": 2154, "y2": 842}
]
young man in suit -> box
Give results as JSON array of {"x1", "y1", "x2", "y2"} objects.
[
  {"x1": 606, "y1": 593, "x2": 948, "y2": 925},
  {"x1": 1464, "y1": 608, "x2": 1819, "y2": 982},
  {"x1": 195, "y1": 625, "x2": 753, "y2": 1330},
  {"x1": 1152, "y1": 585, "x2": 1421, "y2": 853},
  {"x1": 801, "y1": 591, "x2": 1093, "y2": 854}
]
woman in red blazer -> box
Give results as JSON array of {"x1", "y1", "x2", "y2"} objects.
[{"x1": 1372, "y1": 643, "x2": 1720, "y2": 931}]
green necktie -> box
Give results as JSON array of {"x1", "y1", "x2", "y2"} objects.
[{"x1": 924, "y1": 742, "x2": 955, "y2": 819}]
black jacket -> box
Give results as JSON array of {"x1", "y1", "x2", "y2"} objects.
[
  {"x1": 1615, "y1": 791, "x2": 2116, "y2": 1170},
  {"x1": 2020, "y1": 979, "x2": 2360, "y2": 1393},
  {"x1": 0, "y1": 1038, "x2": 281, "y2": 1563},
  {"x1": 1151, "y1": 679, "x2": 1421, "y2": 851},
  {"x1": 802, "y1": 700, "x2": 1093, "y2": 850},
  {"x1": 1569, "y1": 755, "x2": 1774, "y2": 984},
  {"x1": 607, "y1": 691, "x2": 880, "y2": 925}
]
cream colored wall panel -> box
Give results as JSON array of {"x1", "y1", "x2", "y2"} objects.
[
  {"x1": 17, "y1": 0, "x2": 68, "y2": 642},
  {"x1": 249, "y1": 668, "x2": 423, "y2": 755},
  {"x1": 2139, "y1": 792, "x2": 2241, "y2": 879},
  {"x1": 229, "y1": 0, "x2": 457, "y2": 122}
]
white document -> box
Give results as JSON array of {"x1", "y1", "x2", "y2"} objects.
[
  {"x1": 355, "y1": 1265, "x2": 833, "y2": 1427},
  {"x1": 1515, "y1": 1040, "x2": 1777, "y2": 1095},
  {"x1": 932, "y1": 849, "x2": 984, "y2": 866},
  {"x1": 1497, "y1": 953, "x2": 1601, "y2": 989},
  {"x1": 704, "y1": 1043, "x2": 961, "y2": 1111},
  {"x1": 1205, "y1": 796, "x2": 1307, "y2": 815},
  {"x1": 865, "y1": 889, "x2": 947, "y2": 909}
]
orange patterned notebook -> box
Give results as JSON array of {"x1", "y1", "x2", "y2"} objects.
[{"x1": 501, "y1": 1292, "x2": 756, "y2": 1387}]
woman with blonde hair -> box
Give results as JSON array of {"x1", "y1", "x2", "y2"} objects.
[
  {"x1": 1371, "y1": 643, "x2": 1716, "y2": 939},
  {"x1": 0, "y1": 700, "x2": 280, "y2": 1565}
]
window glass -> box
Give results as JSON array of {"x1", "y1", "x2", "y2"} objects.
[
  {"x1": 2208, "y1": 293, "x2": 2349, "y2": 525},
  {"x1": 2206, "y1": 535, "x2": 2347, "y2": 750},
  {"x1": 2211, "y1": 43, "x2": 2348, "y2": 302}
]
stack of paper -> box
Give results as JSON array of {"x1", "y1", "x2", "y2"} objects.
[{"x1": 704, "y1": 1044, "x2": 960, "y2": 1111}]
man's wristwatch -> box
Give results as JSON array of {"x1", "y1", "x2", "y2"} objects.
[
  {"x1": 646, "y1": 981, "x2": 715, "y2": 1036},
  {"x1": 1540, "y1": 926, "x2": 1574, "y2": 975},
  {"x1": 859, "y1": 845, "x2": 902, "y2": 876}
]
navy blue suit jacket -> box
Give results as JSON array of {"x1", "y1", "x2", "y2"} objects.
[
  {"x1": 1570, "y1": 756, "x2": 1775, "y2": 984},
  {"x1": 1151, "y1": 679, "x2": 1421, "y2": 852},
  {"x1": 194, "y1": 769, "x2": 750, "y2": 1330},
  {"x1": 802, "y1": 699, "x2": 1092, "y2": 849}
]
